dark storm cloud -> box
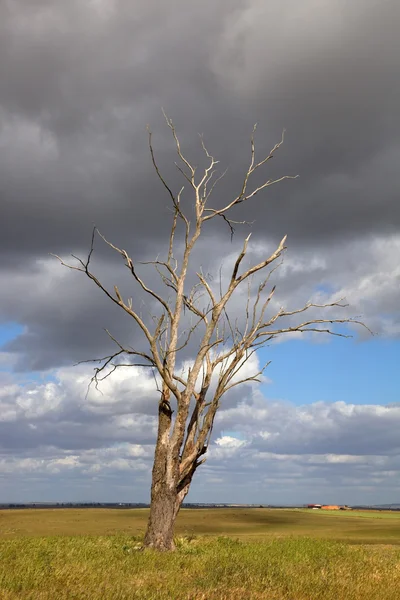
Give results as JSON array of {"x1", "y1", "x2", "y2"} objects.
[
  {"x1": 1, "y1": 0, "x2": 400, "y2": 368},
  {"x1": 1, "y1": 0, "x2": 400, "y2": 262},
  {"x1": 0, "y1": 0, "x2": 243, "y2": 261}
]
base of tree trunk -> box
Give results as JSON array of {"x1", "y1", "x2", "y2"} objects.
[{"x1": 143, "y1": 489, "x2": 178, "y2": 551}]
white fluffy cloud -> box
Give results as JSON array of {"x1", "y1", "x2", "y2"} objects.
[{"x1": 1, "y1": 349, "x2": 400, "y2": 504}]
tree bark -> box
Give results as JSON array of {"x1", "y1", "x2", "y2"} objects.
[
  {"x1": 144, "y1": 482, "x2": 178, "y2": 551},
  {"x1": 143, "y1": 392, "x2": 200, "y2": 550},
  {"x1": 143, "y1": 391, "x2": 179, "y2": 551},
  {"x1": 143, "y1": 481, "x2": 192, "y2": 551}
]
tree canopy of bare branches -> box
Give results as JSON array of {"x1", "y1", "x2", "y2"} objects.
[{"x1": 53, "y1": 114, "x2": 369, "y2": 550}]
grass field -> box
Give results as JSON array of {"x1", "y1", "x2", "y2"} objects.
[{"x1": 0, "y1": 508, "x2": 400, "y2": 599}]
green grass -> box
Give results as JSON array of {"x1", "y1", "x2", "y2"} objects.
[{"x1": 0, "y1": 509, "x2": 400, "y2": 599}]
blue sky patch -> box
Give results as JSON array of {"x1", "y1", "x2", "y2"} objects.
[
  {"x1": 0, "y1": 322, "x2": 24, "y2": 348},
  {"x1": 259, "y1": 337, "x2": 399, "y2": 406}
]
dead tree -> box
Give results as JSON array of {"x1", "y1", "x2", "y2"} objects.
[{"x1": 53, "y1": 116, "x2": 369, "y2": 550}]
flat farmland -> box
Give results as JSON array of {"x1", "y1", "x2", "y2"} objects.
[
  {"x1": 1, "y1": 507, "x2": 400, "y2": 544},
  {"x1": 1, "y1": 508, "x2": 400, "y2": 599}
]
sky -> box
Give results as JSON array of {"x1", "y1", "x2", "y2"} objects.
[{"x1": 0, "y1": 0, "x2": 400, "y2": 506}]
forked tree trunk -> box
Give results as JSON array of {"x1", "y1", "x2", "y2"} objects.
[
  {"x1": 144, "y1": 468, "x2": 192, "y2": 551},
  {"x1": 143, "y1": 393, "x2": 192, "y2": 551},
  {"x1": 144, "y1": 444, "x2": 198, "y2": 549}
]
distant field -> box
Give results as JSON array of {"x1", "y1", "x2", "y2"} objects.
[
  {"x1": 0, "y1": 508, "x2": 400, "y2": 599},
  {"x1": 1, "y1": 507, "x2": 400, "y2": 544}
]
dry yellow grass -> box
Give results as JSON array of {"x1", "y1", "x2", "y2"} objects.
[
  {"x1": 0, "y1": 508, "x2": 400, "y2": 599},
  {"x1": 1, "y1": 507, "x2": 400, "y2": 544}
]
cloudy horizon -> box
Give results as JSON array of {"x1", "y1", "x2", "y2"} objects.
[{"x1": 1, "y1": 0, "x2": 400, "y2": 506}]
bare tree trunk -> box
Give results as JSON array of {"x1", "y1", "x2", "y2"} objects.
[
  {"x1": 143, "y1": 391, "x2": 199, "y2": 550},
  {"x1": 143, "y1": 392, "x2": 179, "y2": 550},
  {"x1": 144, "y1": 481, "x2": 177, "y2": 551},
  {"x1": 144, "y1": 480, "x2": 193, "y2": 551}
]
